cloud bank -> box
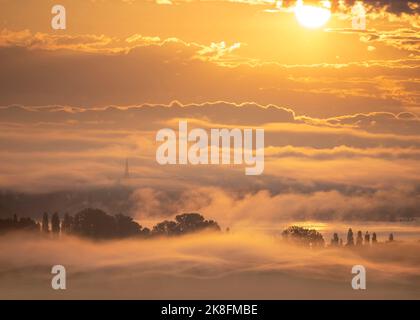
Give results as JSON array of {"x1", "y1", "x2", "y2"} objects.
[
  {"x1": 0, "y1": 102, "x2": 419, "y2": 222},
  {"x1": 1, "y1": 231, "x2": 419, "y2": 299}
]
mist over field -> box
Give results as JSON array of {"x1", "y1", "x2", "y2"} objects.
[{"x1": 1, "y1": 230, "x2": 420, "y2": 299}]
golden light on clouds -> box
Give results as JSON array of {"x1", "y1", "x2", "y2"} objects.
[
  {"x1": 0, "y1": 0, "x2": 419, "y2": 300},
  {"x1": 294, "y1": 0, "x2": 331, "y2": 29}
]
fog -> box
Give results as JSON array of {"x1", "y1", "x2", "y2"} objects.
[
  {"x1": 1, "y1": 230, "x2": 419, "y2": 299},
  {"x1": 131, "y1": 186, "x2": 420, "y2": 225}
]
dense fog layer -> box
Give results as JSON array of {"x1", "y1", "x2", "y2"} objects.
[{"x1": 1, "y1": 231, "x2": 419, "y2": 299}]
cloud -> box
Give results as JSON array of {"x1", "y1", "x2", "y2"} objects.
[
  {"x1": 266, "y1": 145, "x2": 420, "y2": 161},
  {"x1": 0, "y1": 1, "x2": 419, "y2": 222},
  {"x1": 0, "y1": 36, "x2": 418, "y2": 117},
  {"x1": 0, "y1": 29, "x2": 245, "y2": 62},
  {"x1": 0, "y1": 101, "x2": 419, "y2": 223},
  {"x1": 175, "y1": 1, "x2": 420, "y2": 15},
  {"x1": 155, "y1": 0, "x2": 173, "y2": 4},
  {"x1": 0, "y1": 29, "x2": 117, "y2": 53},
  {"x1": 326, "y1": 27, "x2": 420, "y2": 53},
  {"x1": 129, "y1": 186, "x2": 420, "y2": 223}
]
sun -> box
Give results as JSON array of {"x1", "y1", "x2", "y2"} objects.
[{"x1": 294, "y1": 0, "x2": 331, "y2": 29}]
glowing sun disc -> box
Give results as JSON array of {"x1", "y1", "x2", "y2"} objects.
[{"x1": 294, "y1": 2, "x2": 331, "y2": 29}]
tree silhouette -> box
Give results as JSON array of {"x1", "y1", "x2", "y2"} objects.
[
  {"x1": 175, "y1": 213, "x2": 220, "y2": 234},
  {"x1": 282, "y1": 226, "x2": 325, "y2": 247},
  {"x1": 72, "y1": 208, "x2": 118, "y2": 239},
  {"x1": 19, "y1": 217, "x2": 39, "y2": 231},
  {"x1": 70, "y1": 208, "x2": 148, "y2": 239},
  {"x1": 364, "y1": 231, "x2": 370, "y2": 245},
  {"x1": 346, "y1": 228, "x2": 354, "y2": 246},
  {"x1": 372, "y1": 232, "x2": 377, "y2": 244},
  {"x1": 151, "y1": 213, "x2": 220, "y2": 237},
  {"x1": 0, "y1": 208, "x2": 396, "y2": 251},
  {"x1": 356, "y1": 230, "x2": 363, "y2": 246},
  {"x1": 42, "y1": 212, "x2": 49, "y2": 233},
  {"x1": 51, "y1": 212, "x2": 60, "y2": 235},
  {"x1": 0, "y1": 215, "x2": 38, "y2": 234},
  {"x1": 40, "y1": 208, "x2": 223, "y2": 239},
  {"x1": 1, "y1": 208, "x2": 221, "y2": 240},
  {"x1": 115, "y1": 214, "x2": 143, "y2": 237},
  {"x1": 330, "y1": 233, "x2": 339, "y2": 246},
  {"x1": 61, "y1": 213, "x2": 73, "y2": 234},
  {"x1": 152, "y1": 220, "x2": 178, "y2": 236},
  {"x1": 142, "y1": 227, "x2": 151, "y2": 237}
]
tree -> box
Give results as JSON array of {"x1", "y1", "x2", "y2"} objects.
[
  {"x1": 372, "y1": 232, "x2": 377, "y2": 244},
  {"x1": 282, "y1": 226, "x2": 325, "y2": 247},
  {"x1": 364, "y1": 231, "x2": 370, "y2": 245},
  {"x1": 175, "y1": 213, "x2": 220, "y2": 234},
  {"x1": 141, "y1": 227, "x2": 151, "y2": 237},
  {"x1": 2, "y1": 208, "x2": 220, "y2": 239},
  {"x1": 42, "y1": 212, "x2": 49, "y2": 233},
  {"x1": 51, "y1": 212, "x2": 60, "y2": 234},
  {"x1": 61, "y1": 213, "x2": 73, "y2": 234},
  {"x1": 346, "y1": 228, "x2": 354, "y2": 246},
  {"x1": 115, "y1": 214, "x2": 142, "y2": 237},
  {"x1": 19, "y1": 217, "x2": 39, "y2": 231},
  {"x1": 150, "y1": 213, "x2": 220, "y2": 237},
  {"x1": 70, "y1": 208, "x2": 147, "y2": 239},
  {"x1": 356, "y1": 230, "x2": 363, "y2": 246},
  {"x1": 330, "y1": 233, "x2": 339, "y2": 246},
  {"x1": 152, "y1": 220, "x2": 178, "y2": 236},
  {"x1": 151, "y1": 213, "x2": 220, "y2": 237},
  {"x1": 72, "y1": 208, "x2": 116, "y2": 239},
  {"x1": 0, "y1": 216, "x2": 38, "y2": 234}
]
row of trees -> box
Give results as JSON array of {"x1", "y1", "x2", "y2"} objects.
[
  {"x1": 1, "y1": 213, "x2": 396, "y2": 247},
  {"x1": 282, "y1": 226, "x2": 395, "y2": 248},
  {"x1": 2, "y1": 208, "x2": 221, "y2": 239},
  {"x1": 0, "y1": 214, "x2": 39, "y2": 234},
  {"x1": 332, "y1": 228, "x2": 394, "y2": 247}
]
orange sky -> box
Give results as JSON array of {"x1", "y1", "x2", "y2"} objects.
[
  {"x1": 0, "y1": 0, "x2": 418, "y2": 116},
  {"x1": 0, "y1": 1, "x2": 419, "y2": 222}
]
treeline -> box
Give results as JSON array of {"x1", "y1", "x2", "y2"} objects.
[
  {"x1": 0, "y1": 214, "x2": 40, "y2": 233},
  {"x1": 282, "y1": 226, "x2": 395, "y2": 248},
  {"x1": 0, "y1": 208, "x2": 221, "y2": 239},
  {"x1": 282, "y1": 226, "x2": 325, "y2": 247},
  {"x1": 330, "y1": 228, "x2": 394, "y2": 247}
]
